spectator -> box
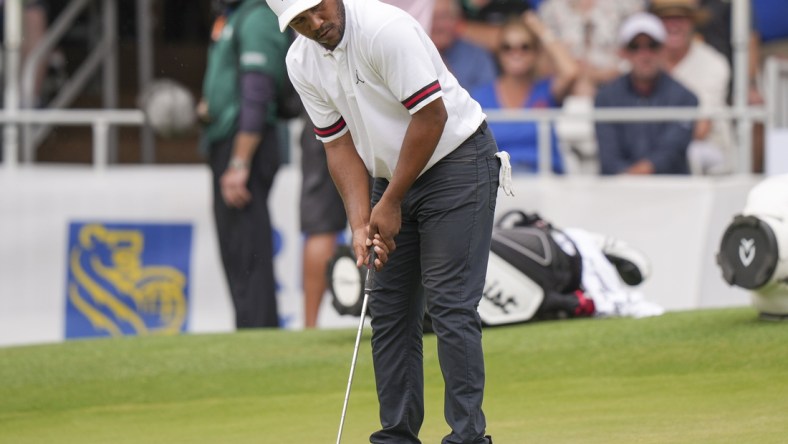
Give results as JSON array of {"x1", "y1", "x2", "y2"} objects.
[
  {"x1": 651, "y1": 0, "x2": 733, "y2": 175},
  {"x1": 471, "y1": 12, "x2": 577, "y2": 173},
  {"x1": 457, "y1": 0, "x2": 533, "y2": 51},
  {"x1": 0, "y1": 0, "x2": 50, "y2": 108},
  {"x1": 385, "y1": 0, "x2": 436, "y2": 31},
  {"x1": 463, "y1": 0, "x2": 532, "y2": 23},
  {"x1": 595, "y1": 12, "x2": 697, "y2": 175},
  {"x1": 538, "y1": 0, "x2": 645, "y2": 174},
  {"x1": 696, "y1": 0, "x2": 763, "y2": 105},
  {"x1": 197, "y1": 0, "x2": 288, "y2": 328},
  {"x1": 750, "y1": 0, "x2": 788, "y2": 173},
  {"x1": 752, "y1": 0, "x2": 788, "y2": 58},
  {"x1": 431, "y1": 0, "x2": 498, "y2": 91},
  {"x1": 539, "y1": 0, "x2": 645, "y2": 97}
]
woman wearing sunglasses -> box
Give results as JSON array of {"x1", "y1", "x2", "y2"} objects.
[{"x1": 470, "y1": 11, "x2": 578, "y2": 174}]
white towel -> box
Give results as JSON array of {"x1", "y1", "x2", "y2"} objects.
[
  {"x1": 564, "y1": 228, "x2": 664, "y2": 318},
  {"x1": 494, "y1": 151, "x2": 514, "y2": 197}
]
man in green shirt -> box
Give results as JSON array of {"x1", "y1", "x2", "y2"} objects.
[{"x1": 198, "y1": 0, "x2": 289, "y2": 328}]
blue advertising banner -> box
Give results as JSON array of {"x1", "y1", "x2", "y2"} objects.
[{"x1": 64, "y1": 222, "x2": 193, "y2": 339}]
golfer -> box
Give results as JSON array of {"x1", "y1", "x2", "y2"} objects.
[{"x1": 267, "y1": 0, "x2": 508, "y2": 442}]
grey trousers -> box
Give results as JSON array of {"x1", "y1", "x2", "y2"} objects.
[{"x1": 368, "y1": 124, "x2": 499, "y2": 444}]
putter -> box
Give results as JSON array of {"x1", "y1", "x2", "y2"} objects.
[{"x1": 336, "y1": 250, "x2": 376, "y2": 444}]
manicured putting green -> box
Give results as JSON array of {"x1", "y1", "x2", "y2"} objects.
[{"x1": 1, "y1": 307, "x2": 786, "y2": 443}]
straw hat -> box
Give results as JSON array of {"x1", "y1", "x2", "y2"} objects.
[{"x1": 649, "y1": 0, "x2": 710, "y2": 25}]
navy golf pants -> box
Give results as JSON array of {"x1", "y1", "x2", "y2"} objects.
[{"x1": 368, "y1": 123, "x2": 499, "y2": 444}]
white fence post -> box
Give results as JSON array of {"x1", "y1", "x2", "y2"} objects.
[
  {"x1": 3, "y1": 0, "x2": 22, "y2": 170},
  {"x1": 92, "y1": 120, "x2": 109, "y2": 172}
]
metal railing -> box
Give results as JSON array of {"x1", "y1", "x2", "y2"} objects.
[
  {"x1": 0, "y1": 105, "x2": 767, "y2": 174},
  {"x1": 0, "y1": 109, "x2": 144, "y2": 171},
  {"x1": 19, "y1": 0, "x2": 118, "y2": 163},
  {"x1": 764, "y1": 57, "x2": 788, "y2": 131},
  {"x1": 484, "y1": 105, "x2": 768, "y2": 176}
]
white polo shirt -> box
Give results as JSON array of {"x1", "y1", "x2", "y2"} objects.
[{"x1": 286, "y1": 0, "x2": 485, "y2": 180}]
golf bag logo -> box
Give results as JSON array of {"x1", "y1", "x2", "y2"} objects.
[
  {"x1": 483, "y1": 280, "x2": 517, "y2": 314},
  {"x1": 739, "y1": 238, "x2": 756, "y2": 267},
  {"x1": 64, "y1": 222, "x2": 193, "y2": 339}
]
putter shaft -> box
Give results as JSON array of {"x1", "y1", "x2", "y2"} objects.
[{"x1": 336, "y1": 251, "x2": 376, "y2": 444}]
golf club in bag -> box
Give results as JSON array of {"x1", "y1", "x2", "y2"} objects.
[
  {"x1": 336, "y1": 251, "x2": 375, "y2": 444},
  {"x1": 327, "y1": 211, "x2": 652, "y2": 326}
]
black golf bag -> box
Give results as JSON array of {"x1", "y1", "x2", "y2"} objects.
[
  {"x1": 327, "y1": 211, "x2": 648, "y2": 325},
  {"x1": 480, "y1": 211, "x2": 591, "y2": 323}
]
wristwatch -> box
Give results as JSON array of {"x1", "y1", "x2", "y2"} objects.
[{"x1": 229, "y1": 157, "x2": 249, "y2": 170}]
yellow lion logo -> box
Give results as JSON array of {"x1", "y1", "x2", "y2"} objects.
[{"x1": 68, "y1": 224, "x2": 187, "y2": 336}]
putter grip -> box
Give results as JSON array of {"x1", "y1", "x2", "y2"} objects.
[{"x1": 364, "y1": 250, "x2": 376, "y2": 293}]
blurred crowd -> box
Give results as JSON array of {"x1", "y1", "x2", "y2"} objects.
[
  {"x1": 429, "y1": 0, "x2": 787, "y2": 176},
  {"x1": 2, "y1": 0, "x2": 786, "y2": 173}
]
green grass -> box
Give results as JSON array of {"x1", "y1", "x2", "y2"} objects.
[{"x1": 1, "y1": 307, "x2": 787, "y2": 443}]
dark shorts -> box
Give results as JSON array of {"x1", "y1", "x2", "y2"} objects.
[{"x1": 299, "y1": 121, "x2": 348, "y2": 234}]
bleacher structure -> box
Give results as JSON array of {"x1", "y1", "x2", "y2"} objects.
[{"x1": 0, "y1": 0, "x2": 785, "y2": 173}]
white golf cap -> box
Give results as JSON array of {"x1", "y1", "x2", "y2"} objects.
[
  {"x1": 267, "y1": 0, "x2": 323, "y2": 32},
  {"x1": 618, "y1": 12, "x2": 667, "y2": 47}
]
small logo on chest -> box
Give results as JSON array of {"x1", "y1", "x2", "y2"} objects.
[{"x1": 355, "y1": 69, "x2": 365, "y2": 84}]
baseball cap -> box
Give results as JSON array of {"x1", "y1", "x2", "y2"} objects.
[
  {"x1": 649, "y1": 0, "x2": 709, "y2": 24},
  {"x1": 267, "y1": 0, "x2": 323, "y2": 32},
  {"x1": 618, "y1": 12, "x2": 667, "y2": 47}
]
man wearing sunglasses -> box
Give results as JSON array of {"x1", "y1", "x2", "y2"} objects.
[
  {"x1": 651, "y1": 0, "x2": 732, "y2": 175},
  {"x1": 594, "y1": 12, "x2": 698, "y2": 175}
]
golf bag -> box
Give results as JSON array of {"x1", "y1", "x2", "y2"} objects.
[
  {"x1": 717, "y1": 174, "x2": 788, "y2": 318},
  {"x1": 327, "y1": 211, "x2": 651, "y2": 325},
  {"x1": 480, "y1": 210, "x2": 589, "y2": 323}
]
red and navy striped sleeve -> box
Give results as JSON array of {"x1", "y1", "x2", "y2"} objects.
[
  {"x1": 313, "y1": 117, "x2": 347, "y2": 139},
  {"x1": 401, "y1": 80, "x2": 441, "y2": 111}
]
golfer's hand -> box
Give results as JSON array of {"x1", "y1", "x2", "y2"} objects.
[
  {"x1": 369, "y1": 197, "x2": 399, "y2": 253},
  {"x1": 220, "y1": 166, "x2": 251, "y2": 208},
  {"x1": 352, "y1": 229, "x2": 389, "y2": 271}
]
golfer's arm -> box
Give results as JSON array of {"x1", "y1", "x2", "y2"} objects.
[
  {"x1": 383, "y1": 98, "x2": 448, "y2": 205},
  {"x1": 324, "y1": 132, "x2": 371, "y2": 231}
]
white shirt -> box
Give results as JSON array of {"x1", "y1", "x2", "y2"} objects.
[
  {"x1": 539, "y1": 0, "x2": 644, "y2": 72},
  {"x1": 382, "y1": 0, "x2": 434, "y2": 32},
  {"x1": 672, "y1": 39, "x2": 733, "y2": 170},
  {"x1": 286, "y1": 0, "x2": 485, "y2": 180}
]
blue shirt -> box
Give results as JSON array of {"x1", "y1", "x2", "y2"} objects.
[
  {"x1": 595, "y1": 72, "x2": 698, "y2": 175},
  {"x1": 442, "y1": 39, "x2": 498, "y2": 93},
  {"x1": 753, "y1": 0, "x2": 788, "y2": 42},
  {"x1": 471, "y1": 78, "x2": 564, "y2": 174}
]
